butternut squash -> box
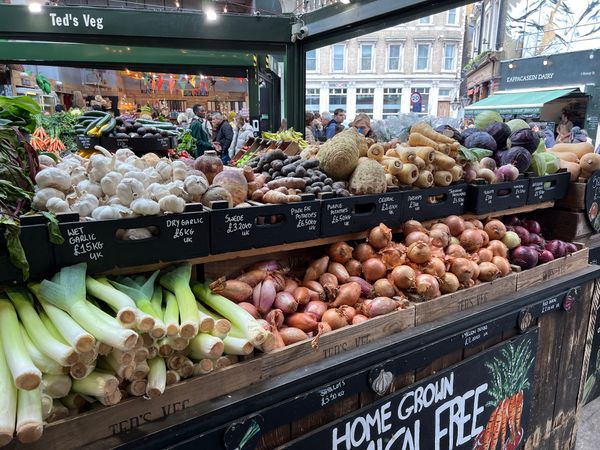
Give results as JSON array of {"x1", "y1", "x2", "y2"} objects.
[
  {"x1": 549, "y1": 151, "x2": 579, "y2": 163},
  {"x1": 579, "y1": 153, "x2": 600, "y2": 178},
  {"x1": 550, "y1": 141, "x2": 594, "y2": 159},
  {"x1": 560, "y1": 160, "x2": 581, "y2": 182}
]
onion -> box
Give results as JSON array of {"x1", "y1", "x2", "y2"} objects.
[
  {"x1": 478, "y1": 248, "x2": 494, "y2": 263},
  {"x1": 403, "y1": 220, "x2": 425, "y2": 235},
  {"x1": 292, "y1": 287, "x2": 311, "y2": 305},
  {"x1": 415, "y1": 274, "x2": 441, "y2": 300},
  {"x1": 545, "y1": 240, "x2": 567, "y2": 258},
  {"x1": 439, "y1": 272, "x2": 460, "y2": 294},
  {"x1": 303, "y1": 300, "x2": 329, "y2": 321},
  {"x1": 368, "y1": 223, "x2": 392, "y2": 250},
  {"x1": 319, "y1": 272, "x2": 339, "y2": 290},
  {"x1": 512, "y1": 226, "x2": 531, "y2": 246},
  {"x1": 362, "y1": 258, "x2": 387, "y2": 282},
  {"x1": 390, "y1": 266, "x2": 416, "y2": 290},
  {"x1": 407, "y1": 242, "x2": 431, "y2": 264},
  {"x1": 469, "y1": 219, "x2": 484, "y2": 230},
  {"x1": 539, "y1": 250, "x2": 554, "y2": 264},
  {"x1": 303, "y1": 281, "x2": 325, "y2": 298},
  {"x1": 429, "y1": 228, "x2": 450, "y2": 248},
  {"x1": 322, "y1": 309, "x2": 349, "y2": 330},
  {"x1": 484, "y1": 220, "x2": 506, "y2": 241},
  {"x1": 463, "y1": 221, "x2": 475, "y2": 230},
  {"x1": 345, "y1": 259, "x2": 362, "y2": 277},
  {"x1": 257, "y1": 319, "x2": 271, "y2": 331},
  {"x1": 450, "y1": 236, "x2": 460, "y2": 246},
  {"x1": 450, "y1": 258, "x2": 475, "y2": 283},
  {"x1": 502, "y1": 231, "x2": 521, "y2": 250},
  {"x1": 505, "y1": 216, "x2": 521, "y2": 227},
  {"x1": 209, "y1": 278, "x2": 253, "y2": 303},
  {"x1": 374, "y1": 279, "x2": 396, "y2": 298},
  {"x1": 479, "y1": 229, "x2": 490, "y2": 247},
  {"x1": 352, "y1": 314, "x2": 369, "y2": 325},
  {"x1": 248, "y1": 260, "x2": 281, "y2": 272},
  {"x1": 312, "y1": 256, "x2": 330, "y2": 277},
  {"x1": 478, "y1": 262, "x2": 500, "y2": 282},
  {"x1": 470, "y1": 260, "x2": 480, "y2": 281},
  {"x1": 492, "y1": 256, "x2": 511, "y2": 276},
  {"x1": 405, "y1": 231, "x2": 430, "y2": 246},
  {"x1": 446, "y1": 244, "x2": 468, "y2": 258},
  {"x1": 270, "y1": 272, "x2": 286, "y2": 292},
  {"x1": 274, "y1": 292, "x2": 299, "y2": 314},
  {"x1": 423, "y1": 257, "x2": 446, "y2": 277},
  {"x1": 379, "y1": 245, "x2": 406, "y2": 269},
  {"x1": 529, "y1": 233, "x2": 545, "y2": 249},
  {"x1": 279, "y1": 327, "x2": 309, "y2": 345},
  {"x1": 286, "y1": 312, "x2": 318, "y2": 332},
  {"x1": 431, "y1": 223, "x2": 450, "y2": 234},
  {"x1": 354, "y1": 243, "x2": 377, "y2": 262},
  {"x1": 459, "y1": 229, "x2": 484, "y2": 253},
  {"x1": 349, "y1": 276, "x2": 375, "y2": 298},
  {"x1": 238, "y1": 302, "x2": 260, "y2": 319},
  {"x1": 236, "y1": 270, "x2": 268, "y2": 287},
  {"x1": 265, "y1": 309, "x2": 284, "y2": 329},
  {"x1": 363, "y1": 297, "x2": 397, "y2": 318},
  {"x1": 488, "y1": 240, "x2": 509, "y2": 258},
  {"x1": 339, "y1": 305, "x2": 357, "y2": 322},
  {"x1": 328, "y1": 242, "x2": 354, "y2": 264},
  {"x1": 444, "y1": 215, "x2": 466, "y2": 237},
  {"x1": 254, "y1": 278, "x2": 277, "y2": 315},
  {"x1": 328, "y1": 262, "x2": 350, "y2": 283},
  {"x1": 331, "y1": 282, "x2": 362, "y2": 307},
  {"x1": 511, "y1": 246, "x2": 539, "y2": 269},
  {"x1": 283, "y1": 278, "x2": 299, "y2": 293},
  {"x1": 565, "y1": 242, "x2": 578, "y2": 254},
  {"x1": 521, "y1": 219, "x2": 541, "y2": 235}
]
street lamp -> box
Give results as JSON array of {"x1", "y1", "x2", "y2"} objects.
[{"x1": 450, "y1": 95, "x2": 461, "y2": 110}]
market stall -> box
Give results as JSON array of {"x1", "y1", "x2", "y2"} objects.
[{"x1": 0, "y1": 2, "x2": 599, "y2": 450}]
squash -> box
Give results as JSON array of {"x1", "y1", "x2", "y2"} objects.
[
  {"x1": 549, "y1": 151, "x2": 579, "y2": 163},
  {"x1": 579, "y1": 153, "x2": 600, "y2": 179},
  {"x1": 550, "y1": 142, "x2": 594, "y2": 159},
  {"x1": 560, "y1": 160, "x2": 581, "y2": 182}
]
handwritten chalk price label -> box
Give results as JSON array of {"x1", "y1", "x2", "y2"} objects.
[
  {"x1": 327, "y1": 203, "x2": 352, "y2": 227},
  {"x1": 378, "y1": 196, "x2": 399, "y2": 216},
  {"x1": 450, "y1": 187, "x2": 467, "y2": 206},
  {"x1": 224, "y1": 213, "x2": 253, "y2": 236},
  {"x1": 291, "y1": 205, "x2": 318, "y2": 231},
  {"x1": 514, "y1": 183, "x2": 528, "y2": 199},
  {"x1": 166, "y1": 217, "x2": 204, "y2": 244},
  {"x1": 66, "y1": 226, "x2": 104, "y2": 261},
  {"x1": 406, "y1": 193, "x2": 423, "y2": 212}
]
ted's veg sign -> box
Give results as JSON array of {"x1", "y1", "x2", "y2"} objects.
[{"x1": 285, "y1": 331, "x2": 537, "y2": 450}]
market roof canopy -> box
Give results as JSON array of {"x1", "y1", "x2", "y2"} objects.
[{"x1": 464, "y1": 88, "x2": 577, "y2": 116}]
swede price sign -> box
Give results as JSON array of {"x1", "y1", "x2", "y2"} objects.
[{"x1": 285, "y1": 331, "x2": 537, "y2": 450}]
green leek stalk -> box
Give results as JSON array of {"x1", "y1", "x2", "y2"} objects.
[
  {"x1": 110, "y1": 271, "x2": 166, "y2": 339},
  {"x1": 29, "y1": 283, "x2": 96, "y2": 353},
  {"x1": 60, "y1": 393, "x2": 89, "y2": 411},
  {"x1": 133, "y1": 361, "x2": 150, "y2": 380},
  {"x1": 134, "y1": 347, "x2": 149, "y2": 363},
  {"x1": 163, "y1": 290, "x2": 181, "y2": 337},
  {"x1": 41, "y1": 393, "x2": 53, "y2": 420},
  {"x1": 69, "y1": 362, "x2": 96, "y2": 380},
  {"x1": 188, "y1": 333, "x2": 224, "y2": 360},
  {"x1": 214, "y1": 356, "x2": 233, "y2": 369},
  {"x1": 193, "y1": 284, "x2": 272, "y2": 349},
  {"x1": 15, "y1": 388, "x2": 43, "y2": 444},
  {"x1": 0, "y1": 337, "x2": 17, "y2": 447},
  {"x1": 177, "y1": 358, "x2": 194, "y2": 378},
  {"x1": 146, "y1": 357, "x2": 166, "y2": 398},
  {"x1": 85, "y1": 276, "x2": 138, "y2": 327},
  {"x1": 192, "y1": 359, "x2": 214, "y2": 376},
  {"x1": 40, "y1": 264, "x2": 138, "y2": 351},
  {"x1": 0, "y1": 297, "x2": 42, "y2": 390},
  {"x1": 6, "y1": 287, "x2": 78, "y2": 367},
  {"x1": 41, "y1": 374, "x2": 72, "y2": 399},
  {"x1": 150, "y1": 286, "x2": 163, "y2": 321},
  {"x1": 19, "y1": 325, "x2": 64, "y2": 375},
  {"x1": 96, "y1": 389, "x2": 123, "y2": 406},
  {"x1": 71, "y1": 370, "x2": 119, "y2": 398},
  {"x1": 126, "y1": 379, "x2": 147, "y2": 397},
  {"x1": 197, "y1": 302, "x2": 231, "y2": 337},
  {"x1": 159, "y1": 265, "x2": 199, "y2": 339},
  {"x1": 223, "y1": 336, "x2": 254, "y2": 356}
]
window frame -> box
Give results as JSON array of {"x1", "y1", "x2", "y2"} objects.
[
  {"x1": 358, "y1": 42, "x2": 375, "y2": 73},
  {"x1": 355, "y1": 87, "x2": 375, "y2": 116},
  {"x1": 305, "y1": 49, "x2": 319, "y2": 73},
  {"x1": 328, "y1": 87, "x2": 348, "y2": 112},
  {"x1": 382, "y1": 87, "x2": 402, "y2": 119},
  {"x1": 330, "y1": 44, "x2": 347, "y2": 73},
  {"x1": 414, "y1": 42, "x2": 432, "y2": 72},
  {"x1": 419, "y1": 15, "x2": 431, "y2": 25},
  {"x1": 386, "y1": 42, "x2": 404, "y2": 72},
  {"x1": 446, "y1": 8, "x2": 459, "y2": 26},
  {"x1": 442, "y1": 42, "x2": 458, "y2": 72},
  {"x1": 305, "y1": 88, "x2": 320, "y2": 112}
]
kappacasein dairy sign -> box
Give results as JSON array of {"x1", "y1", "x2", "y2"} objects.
[
  {"x1": 48, "y1": 12, "x2": 104, "y2": 30},
  {"x1": 286, "y1": 331, "x2": 537, "y2": 450}
]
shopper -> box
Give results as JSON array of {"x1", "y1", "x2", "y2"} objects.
[
  {"x1": 54, "y1": 104, "x2": 65, "y2": 113},
  {"x1": 228, "y1": 114, "x2": 255, "y2": 159},
  {"x1": 556, "y1": 111, "x2": 573, "y2": 144},
  {"x1": 316, "y1": 111, "x2": 331, "y2": 141},
  {"x1": 305, "y1": 112, "x2": 316, "y2": 145},
  {"x1": 212, "y1": 112, "x2": 234, "y2": 164},
  {"x1": 351, "y1": 113, "x2": 375, "y2": 139},
  {"x1": 539, "y1": 123, "x2": 555, "y2": 148},
  {"x1": 570, "y1": 126, "x2": 592, "y2": 144},
  {"x1": 177, "y1": 112, "x2": 190, "y2": 128},
  {"x1": 189, "y1": 110, "x2": 214, "y2": 157},
  {"x1": 325, "y1": 108, "x2": 346, "y2": 139},
  {"x1": 192, "y1": 104, "x2": 212, "y2": 140}
]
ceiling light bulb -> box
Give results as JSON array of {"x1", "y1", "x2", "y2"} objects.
[
  {"x1": 28, "y1": 2, "x2": 43, "y2": 13},
  {"x1": 340, "y1": 0, "x2": 351, "y2": 4},
  {"x1": 206, "y1": 7, "x2": 217, "y2": 21},
  {"x1": 223, "y1": 4, "x2": 228, "y2": 13}
]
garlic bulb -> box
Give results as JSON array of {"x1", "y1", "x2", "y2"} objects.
[
  {"x1": 184, "y1": 175, "x2": 209, "y2": 200},
  {"x1": 115, "y1": 148, "x2": 135, "y2": 161},
  {"x1": 71, "y1": 193, "x2": 99, "y2": 218},
  {"x1": 32, "y1": 188, "x2": 65, "y2": 211},
  {"x1": 143, "y1": 168, "x2": 162, "y2": 186},
  {"x1": 171, "y1": 160, "x2": 188, "y2": 181},
  {"x1": 70, "y1": 166, "x2": 88, "y2": 185},
  {"x1": 141, "y1": 152, "x2": 161, "y2": 167},
  {"x1": 126, "y1": 155, "x2": 147, "y2": 171},
  {"x1": 120, "y1": 227, "x2": 153, "y2": 240},
  {"x1": 123, "y1": 171, "x2": 148, "y2": 187},
  {"x1": 159, "y1": 195, "x2": 185, "y2": 213},
  {"x1": 100, "y1": 171, "x2": 123, "y2": 196},
  {"x1": 155, "y1": 160, "x2": 172, "y2": 181},
  {"x1": 35, "y1": 167, "x2": 72, "y2": 192},
  {"x1": 91, "y1": 205, "x2": 122, "y2": 220},
  {"x1": 38, "y1": 154, "x2": 56, "y2": 168},
  {"x1": 88, "y1": 154, "x2": 116, "y2": 182},
  {"x1": 77, "y1": 180, "x2": 103, "y2": 198},
  {"x1": 167, "y1": 180, "x2": 185, "y2": 197},
  {"x1": 146, "y1": 183, "x2": 170, "y2": 201},
  {"x1": 116, "y1": 178, "x2": 145, "y2": 206},
  {"x1": 115, "y1": 162, "x2": 138, "y2": 176},
  {"x1": 131, "y1": 198, "x2": 160, "y2": 216},
  {"x1": 56, "y1": 159, "x2": 82, "y2": 174},
  {"x1": 46, "y1": 197, "x2": 71, "y2": 214}
]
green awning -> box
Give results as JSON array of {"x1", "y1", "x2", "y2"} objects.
[{"x1": 464, "y1": 88, "x2": 577, "y2": 116}]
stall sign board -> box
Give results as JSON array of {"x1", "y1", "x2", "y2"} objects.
[
  {"x1": 583, "y1": 281, "x2": 600, "y2": 404},
  {"x1": 585, "y1": 171, "x2": 600, "y2": 233},
  {"x1": 282, "y1": 331, "x2": 538, "y2": 450}
]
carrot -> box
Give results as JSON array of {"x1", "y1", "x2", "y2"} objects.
[
  {"x1": 490, "y1": 402, "x2": 505, "y2": 450},
  {"x1": 579, "y1": 153, "x2": 600, "y2": 178},
  {"x1": 411, "y1": 122, "x2": 455, "y2": 144},
  {"x1": 482, "y1": 405, "x2": 499, "y2": 450},
  {"x1": 499, "y1": 398, "x2": 509, "y2": 449},
  {"x1": 516, "y1": 390, "x2": 524, "y2": 431},
  {"x1": 551, "y1": 141, "x2": 594, "y2": 158}
]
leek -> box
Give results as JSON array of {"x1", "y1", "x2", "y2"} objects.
[
  {"x1": 150, "y1": 285, "x2": 163, "y2": 320},
  {"x1": 110, "y1": 271, "x2": 166, "y2": 339},
  {"x1": 126, "y1": 379, "x2": 147, "y2": 397},
  {"x1": 19, "y1": 325, "x2": 64, "y2": 375},
  {"x1": 60, "y1": 393, "x2": 89, "y2": 410},
  {"x1": 223, "y1": 336, "x2": 254, "y2": 356},
  {"x1": 146, "y1": 357, "x2": 166, "y2": 398},
  {"x1": 166, "y1": 370, "x2": 180, "y2": 386},
  {"x1": 163, "y1": 290, "x2": 181, "y2": 337},
  {"x1": 6, "y1": 287, "x2": 78, "y2": 366},
  {"x1": 193, "y1": 284, "x2": 271, "y2": 348},
  {"x1": 188, "y1": 333, "x2": 224, "y2": 360},
  {"x1": 41, "y1": 374, "x2": 72, "y2": 399},
  {"x1": 40, "y1": 264, "x2": 138, "y2": 351},
  {"x1": 39, "y1": 311, "x2": 69, "y2": 344},
  {"x1": 0, "y1": 297, "x2": 42, "y2": 390},
  {"x1": 15, "y1": 388, "x2": 43, "y2": 444},
  {"x1": 178, "y1": 358, "x2": 194, "y2": 378},
  {"x1": 47, "y1": 400, "x2": 69, "y2": 424},
  {"x1": 134, "y1": 347, "x2": 149, "y2": 363},
  {"x1": 85, "y1": 276, "x2": 137, "y2": 326},
  {"x1": 71, "y1": 370, "x2": 118, "y2": 398},
  {"x1": 192, "y1": 359, "x2": 214, "y2": 376},
  {"x1": 69, "y1": 361, "x2": 96, "y2": 380},
  {"x1": 0, "y1": 337, "x2": 17, "y2": 447},
  {"x1": 29, "y1": 283, "x2": 96, "y2": 353},
  {"x1": 159, "y1": 264, "x2": 199, "y2": 339},
  {"x1": 41, "y1": 393, "x2": 53, "y2": 420},
  {"x1": 197, "y1": 302, "x2": 231, "y2": 337},
  {"x1": 133, "y1": 361, "x2": 150, "y2": 380},
  {"x1": 215, "y1": 356, "x2": 233, "y2": 369}
]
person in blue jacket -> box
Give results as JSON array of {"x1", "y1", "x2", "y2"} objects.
[{"x1": 325, "y1": 108, "x2": 346, "y2": 139}]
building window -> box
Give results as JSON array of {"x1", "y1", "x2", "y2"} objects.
[
  {"x1": 331, "y1": 44, "x2": 346, "y2": 72},
  {"x1": 415, "y1": 43, "x2": 431, "y2": 71},
  {"x1": 419, "y1": 16, "x2": 431, "y2": 25},
  {"x1": 411, "y1": 87, "x2": 430, "y2": 114},
  {"x1": 329, "y1": 88, "x2": 347, "y2": 112},
  {"x1": 443, "y1": 43, "x2": 457, "y2": 71},
  {"x1": 439, "y1": 88, "x2": 452, "y2": 98},
  {"x1": 306, "y1": 50, "x2": 317, "y2": 72},
  {"x1": 356, "y1": 88, "x2": 374, "y2": 116},
  {"x1": 306, "y1": 88, "x2": 320, "y2": 112},
  {"x1": 387, "y1": 44, "x2": 403, "y2": 71},
  {"x1": 383, "y1": 88, "x2": 402, "y2": 118},
  {"x1": 359, "y1": 44, "x2": 374, "y2": 72},
  {"x1": 447, "y1": 8, "x2": 458, "y2": 25}
]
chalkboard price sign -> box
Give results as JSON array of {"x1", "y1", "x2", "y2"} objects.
[{"x1": 585, "y1": 171, "x2": 600, "y2": 233}]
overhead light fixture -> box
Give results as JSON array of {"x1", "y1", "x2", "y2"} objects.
[
  {"x1": 340, "y1": 0, "x2": 351, "y2": 4},
  {"x1": 508, "y1": 63, "x2": 515, "y2": 69},
  {"x1": 223, "y1": 3, "x2": 228, "y2": 13},
  {"x1": 28, "y1": 2, "x2": 43, "y2": 13},
  {"x1": 206, "y1": 7, "x2": 217, "y2": 21},
  {"x1": 543, "y1": 59, "x2": 550, "y2": 66},
  {"x1": 175, "y1": 0, "x2": 180, "y2": 7}
]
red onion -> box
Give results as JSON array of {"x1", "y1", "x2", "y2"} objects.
[
  {"x1": 504, "y1": 216, "x2": 521, "y2": 227},
  {"x1": 303, "y1": 300, "x2": 328, "y2": 321},
  {"x1": 565, "y1": 242, "x2": 578, "y2": 254},
  {"x1": 545, "y1": 240, "x2": 567, "y2": 258},
  {"x1": 511, "y1": 246, "x2": 539, "y2": 269},
  {"x1": 539, "y1": 250, "x2": 555, "y2": 264},
  {"x1": 349, "y1": 276, "x2": 375, "y2": 298},
  {"x1": 521, "y1": 219, "x2": 541, "y2": 235},
  {"x1": 274, "y1": 292, "x2": 299, "y2": 314},
  {"x1": 528, "y1": 233, "x2": 545, "y2": 248},
  {"x1": 512, "y1": 226, "x2": 530, "y2": 246}
]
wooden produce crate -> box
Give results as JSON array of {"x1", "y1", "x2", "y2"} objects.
[
  {"x1": 414, "y1": 273, "x2": 518, "y2": 325},
  {"x1": 401, "y1": 183, "x2": 467, "y2": 222},
  {"x1": 516, "y1": 242, "x2": 589, "y2": 290},
  {"x1": 555, "y1": 181, "x2": 586, "y2": 210},
  {"x1": 534, "y1": 209, "x2": 593, "y2": 241}
]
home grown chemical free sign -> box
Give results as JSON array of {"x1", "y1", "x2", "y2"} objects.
[{"x1": 284, "y1": 331, "x2": 537, "y2": 450}]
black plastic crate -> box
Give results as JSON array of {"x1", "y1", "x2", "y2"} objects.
[
  {"x1": 319, "y1": 188, "x2": 403, "y2": 237},
  {"x1": 466, "y1": 177, "x2": 529, "y2": 214},
  {"x1": 526, "y1": 170, "x2": 570, "y2": 204},
  {"x1": 76, "y1": 135, "x2": 176, "y2": 154},
  {"x1": 209, "y1": 195, "x2": 320, "y2": 253},
  {"x1": 0, "y1": 215, "x2": 56, "y2": 282},
  {"x1": 401, "y1": 183, "x2": 467, "y2": 222},
  {"x1": 52, "y1": 205, "x2": 210, "y2": 273}
]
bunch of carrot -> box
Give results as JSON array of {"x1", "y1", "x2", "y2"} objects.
[
  {"x1": 474, "y1": 390, "x2": 524, "y2": 450},
  {"x1": 30, "y1": 127, "x2": 50, "y2": 152}
]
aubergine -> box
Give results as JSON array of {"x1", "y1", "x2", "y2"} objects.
[
  {"x1": 143, "y1": 133, "x2": 157, "y2": 138},
  {"x1": 132, "y1": 122, "x2": 143, "y2": 130},
  {"x1": 129, "y1": 132, "x2": 139, "y2": 138},
  {"x1": 115, "y1": 133, "x2": 130, "y2": 138},
  {"x1": 136, "y1": 127, "x2": 147, "y2": 135}
]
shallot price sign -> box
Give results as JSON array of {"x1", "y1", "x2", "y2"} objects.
[{"x1": 285, "y1": 331, "x2": 537, "y2": 450}]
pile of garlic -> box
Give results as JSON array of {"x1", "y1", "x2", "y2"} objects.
[{"x1": 33, "y1": 147, "x2": 210, "y2": 221}]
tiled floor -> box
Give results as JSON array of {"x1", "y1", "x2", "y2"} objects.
[{"x1": 575, "y1": 397, "x2": 600, "y2": 449}]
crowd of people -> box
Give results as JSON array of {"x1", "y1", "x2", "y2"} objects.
[{"x1": 303, "y1": 108, "x2": 375, "y2": 145}]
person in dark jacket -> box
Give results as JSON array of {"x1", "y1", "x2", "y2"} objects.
[
  {"x1": 211, "y1": 112, "x2": 234, "y2": 164},
  {"x1": 189, "y1": 105, "x2": 214, "y2": 157}
]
